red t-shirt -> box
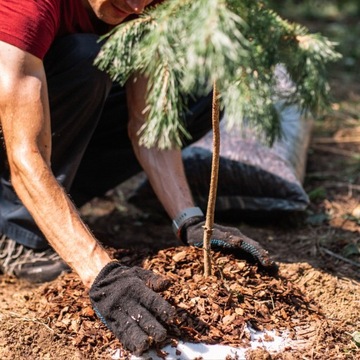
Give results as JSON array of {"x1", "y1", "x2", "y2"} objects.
[
  {"x1": 0, "y1": 0, "x2": 163, "y2": 60},
  {"x1": 0, "y1": 0, "x2": 96, "y2": 59}
]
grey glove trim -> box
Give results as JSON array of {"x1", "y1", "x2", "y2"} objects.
[{"x1": 172, "y1": 207, "x2": 204, "y2": 239}]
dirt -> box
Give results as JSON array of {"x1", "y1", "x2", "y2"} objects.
[
  {"x1": 1, "y1": 94, "x2": 359, "y2": 359},
  {"x1": 1, "y1": 25, "x2": 360, "y2": 360}
]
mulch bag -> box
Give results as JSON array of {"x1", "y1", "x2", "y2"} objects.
[
  {"x1": 183, "y1": 109, "x2": 311, "y2": 212},
  {"x1": 129, "y1": 67, "x2": 312, "y2": 213}
]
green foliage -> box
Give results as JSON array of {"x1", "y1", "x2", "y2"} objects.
[
  {"x1": 269, "y1": 0, "x2": 360, "y2": 80},
  {"x1": 341, "y1": 243, "x2": 360, "y2": 257},
  {"x1": 95, "y1": 0, "x2": 340, "y2": 149},
  {"x1": 307, "y1": 186, "x2": 327, "y2": 201},
  {"x1": 269, "y1": 0, "x2": 360, "y2": 19}
]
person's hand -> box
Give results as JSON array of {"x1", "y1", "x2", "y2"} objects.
[
  {"x1": 89, "y1": 262, "x2": 176, "y2": 355},
  {"x1": 173, "y1": 208, "x2": 276, "y2": 268},
  {"x1": 184, "y1": 221, "x2": 275, "y2": 267}
]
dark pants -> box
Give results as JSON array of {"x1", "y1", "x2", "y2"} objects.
[{"x1": 0, "y1": 34, "x2": 212, "y2": 249}]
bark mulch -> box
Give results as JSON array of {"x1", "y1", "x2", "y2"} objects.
[{"x1": 24, "y1": 245, "x2": 357, "y2": 359}]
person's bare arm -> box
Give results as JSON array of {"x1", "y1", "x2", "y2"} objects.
[
  {"x1": 126, "y1": 74, "x2": 194, "y2": 219},
  {"x1": 125, "y1": 74, "x2": 276, "y2": 269},
  {"x1": 0, "y1": 41, "x2": 112, "y2": 288}
]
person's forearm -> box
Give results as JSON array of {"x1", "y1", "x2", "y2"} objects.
[
  {"x1": 132, "y1": 145, "x2": 194, "y2": 219},
  {"x1": 126, "y1": 74, "x2": 195, "y2": 219},
  {"x1": 0, "y1": 67, "x2": 111, "y2": 287},
  {"x1": 10, "y1": 157, "x2": 112, "y2": 287}
]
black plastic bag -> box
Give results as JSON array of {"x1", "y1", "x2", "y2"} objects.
[
  {"x1": 129, "y1": 67, "x2": 312, "y2": 214},
  {"x1": 181, "y1": 106, "x2": 312, "y2": 212}
]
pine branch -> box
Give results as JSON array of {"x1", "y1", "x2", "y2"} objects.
[
  {"x1": 95, "y1": 0, "x2": 340, "y2": 149},
  {"x1": 175, "y1": 0, "x2": 248, "y2": 94},
  {"x1": 137, "y1": 62, "x2": 189, "y2": 149},
  {"x1": 95, "y1": 16, "x2": 155, "y2": 84}
]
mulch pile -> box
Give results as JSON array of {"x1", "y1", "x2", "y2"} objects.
[
  {"x1": 143, "y1": 247, "x2": 320, "y2": 345},
  {"x1": 35, "y1": 246, "x2": 327, "y2": 359}
]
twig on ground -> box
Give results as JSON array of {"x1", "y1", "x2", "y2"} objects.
[
  {"x1": 321, "y1": 182, "x2": 360, "y2": 192},
  {"x1": 312, "y1": 136, "x2": 360, "y2": 144},
  {"x1": 306, "y1": 170, "x2": 342, "y2": 178},
  {"x1": 3, "y1": 310, "x2": 54, "y2": 333},
  {"x1": 311, "y1": 144, "x2": 359, "y2": 158},
  {"x1": 319, "y1": 246, "x2": 360, "y2": 268}
]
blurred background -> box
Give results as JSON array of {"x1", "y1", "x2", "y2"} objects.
[{"x1": 270, "y1": 0, "x2": 360, "y2": 91}]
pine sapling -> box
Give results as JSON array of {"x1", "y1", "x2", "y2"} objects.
[{"x1": 95, "y1": 0, "x2": 341, "y2": 276}]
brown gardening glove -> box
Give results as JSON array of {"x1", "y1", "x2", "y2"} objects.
[{"x1": 89, "y1": 262, "x2": 176, "y2": 356}]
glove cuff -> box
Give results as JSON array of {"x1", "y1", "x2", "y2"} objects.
[
  {"x1": 90, "y1": 260, "x2": 124, "y2": 289},
  {"x1": 172, "y1": 207, "x2": 204, "y2": 243}
]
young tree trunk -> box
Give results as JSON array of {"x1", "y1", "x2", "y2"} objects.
[{"x1": 203, "y1": 82, "x2": 221, "y2": 277}]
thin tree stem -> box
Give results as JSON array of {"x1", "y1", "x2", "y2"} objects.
[{"x1": 203, "y1": 81, "x2": 220, "y2": 277}]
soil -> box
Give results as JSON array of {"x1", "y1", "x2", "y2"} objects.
[
  {"x1": 1, "y1": 84, "x2": 359, "y2": 359},
  {"x1": 1, "y1": 21, "x2": 360, "y2": 360}
]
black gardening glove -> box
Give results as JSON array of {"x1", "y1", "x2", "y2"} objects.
[
  {"x1": 89, "y1": 262, "x2": 176, "y2": 356},
  {"x1": 185, "y1": 221, "x2": 276, "y2": 268},
  {"x1": 172, "y1": 207, "x2": 275, "y2": 268}
]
